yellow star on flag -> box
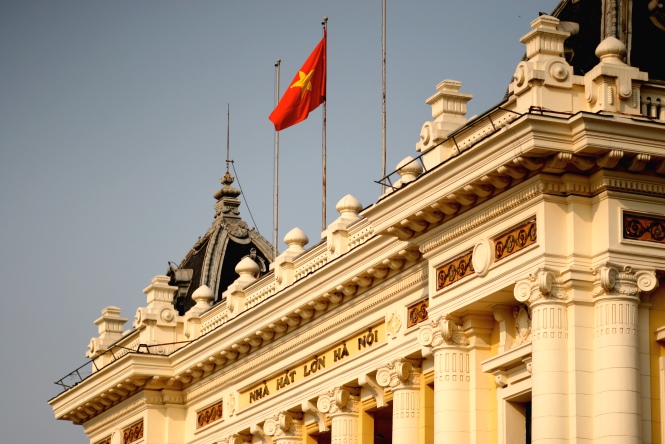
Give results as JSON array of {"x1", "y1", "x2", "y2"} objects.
[{"x1": 290, "y1": 69, "x2": 316, "y2": 100}]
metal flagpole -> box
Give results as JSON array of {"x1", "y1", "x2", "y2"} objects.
[
  {"x1": 273, "y1": 59, "x2": 281, "y2": 259},
  {"x1": 322, "y1": 17, "x2": 328, "y2": 232},
  {"x1": 381, "y1": 0, "x2": 387, "y2": 193}
]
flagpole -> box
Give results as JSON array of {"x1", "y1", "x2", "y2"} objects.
[
  {"x1": 273, "y1": 59, "x2": 281, "y2": 259},
  {"x1": 322, "y1": 17, "x2": 328, "y2": 232},
  {"x1": 382, "y1": 0, "x2": 387, "y2": 193}
]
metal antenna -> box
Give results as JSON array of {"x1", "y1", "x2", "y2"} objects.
[{"x1": 226, "y1": 103, "x2": 231, "y2": 174}]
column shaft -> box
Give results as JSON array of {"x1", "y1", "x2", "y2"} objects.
[
  {"x1": 433, "y1": 346, "x2": 470, "y2": 444},
  {"x1": 530, "y1": 300, "x2": 568, "y2": 444}
]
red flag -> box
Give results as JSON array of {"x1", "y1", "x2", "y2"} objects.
[{"x1": 269, "y1": 31, "x2": 326, "y2": 131}]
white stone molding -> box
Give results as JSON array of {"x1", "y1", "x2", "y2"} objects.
[
  {"x1": 385, "y1": 311, "x2": 402, "y2": 339},
  {"x1": 301, "y1": 400, "x2": 327, "y2": 433},
  {"x1": 323, "y1": 194, "x2": 363, "y2": 259},
  {"x1": 510, "y1": 15, "x2": 575, "y2": 107},
  {"x1": 491, "y1": 305, "x2": 516, "y2": 353},
  {"x1": 250, "y1": 423, "x2": 271, "y2": 444},
  {"x1": 183, "y1": 266, "x2": 427, "y2": 403},
  {"x1": 472, "y1": 238, "x2": 494, "y2": 277},
  {"x1": 271, "y1": 227, "x2": 308, "y2": 289},
  {"x1": 87, "y1": 307, "x2": 128, "y2": 359},
  {"x1": 417, "y1": 79, "x2": 473, "y2": 153},
  {"x1": 584, "y1": 36, "x2": 648, "y2": 115},
  {"x1": 420, "y1": 182, "x2": 542, "y2": 254},
  {"x1": 357, "y1": 373, "x2": 387, "y2": 408},
  {"x1": 512, "y1": 305, "x2": 531, "y2": 347}
]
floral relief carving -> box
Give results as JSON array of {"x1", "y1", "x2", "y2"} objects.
[
  {"x1": 196, "y1": 399, "x2": 224, "y2": 429},
  {"x1": 436, "y1": 250, "x2": 474, "y2": 291},
  {"x1": 407, "y1": 299, "x2": 428, "y2": 328},
  {"x1": 494, "y1": 219, "x2": 537, "y2": 262},
  {"x1": 512, "y1": 305, "x2": 531, "y2": 347},
  {"x1": 386, "y1": 312, "x2": 403, "y2": 336},
  {"x1": 122, "y1": 420, "x2": 143, "y2": 444}
]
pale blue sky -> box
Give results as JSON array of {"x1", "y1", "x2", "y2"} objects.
[{"x1": 1, "y1": 1, "x2": 554, "y2": 441}]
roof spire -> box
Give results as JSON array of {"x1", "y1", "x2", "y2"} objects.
[{"x1": 213, "y1": 104, "x2": 241, "y2": 218}]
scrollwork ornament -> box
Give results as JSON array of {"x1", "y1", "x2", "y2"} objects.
[
  {"x1": 441, "y1": 318, "x2": 454, "y2": 341},
  {"x1": 316, "y1": 393, "x2": 332, "y2": 414},
  {"x1": 335, "y1": 388, "x2": 349, "y2": 409},
  {"x1": 600, "y1": 266, "x2": 618, "y2": 292},
  {"x1": 263, "y1": 417, "x2": 278, "y2": 436},
  {"x1": 537, "y1": 271, "x2": 554, "y2": 295},
  {"x1": 279, "y1": 412, "x2": 292, "y2": 432},
  {"x1": 375, "y1": 368, "x2": 392, "y2": 388},
  {"x1": 514, "y1": 280, "x2": 532, "y2": 303},
  {"x1": 635, "y1": 270, "x2": 658, "y2": 293},
  {"x1": 396, "y1": 361, "x2": 412, "y2": 381},
  {"x1": 418, "y1": 324, "x2": 434, "y2": 347}
]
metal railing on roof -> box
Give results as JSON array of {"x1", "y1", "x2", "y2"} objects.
[{"x1": 53, "y1": 341, "x2": 191, "y2": 393}]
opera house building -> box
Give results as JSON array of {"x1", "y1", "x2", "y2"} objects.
[{"x1": 50, "y1": 2, "x2": 665, "y2": 443}]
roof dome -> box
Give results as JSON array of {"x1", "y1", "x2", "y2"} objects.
[{"x1": 168, "y1": 171, "x2": 273, "y2": 315}]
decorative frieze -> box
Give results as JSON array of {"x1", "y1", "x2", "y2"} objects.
[
  {"x1": 493, "y1": 219, "x2": 537, "y2": 262},
  {"x1": 122, "y1": 420, "x2": 143, "y2": 444},
  {"x1": 435, "y1": 250, "x2": 474, "y2": 291},
  {"x1": 196, "y1": 399, "x2": 224, "y2": 429},
  {"x1": 623, "y1": 212, "x2": 665, "y2": 244},
  {"x1": 407, "y1": 299, "x2": 429, "y2": 328},
  {"x1": 95, "y1": 437, "x2": 111, "y2": 444}
]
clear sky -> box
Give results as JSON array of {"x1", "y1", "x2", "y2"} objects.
[{"x1": 1, "y1": 1, "x2": 555, "y2": 441}]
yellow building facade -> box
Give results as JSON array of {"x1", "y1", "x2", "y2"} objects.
[{"x1": 51, "y1": 3, "x2": 665, "y2": 444}]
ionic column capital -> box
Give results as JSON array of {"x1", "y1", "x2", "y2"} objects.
[
  {"x1": 418, "y1": 315, "x2": 469, "y2": 356},
  {"x1": 592, "y1": 264, "x2": 658, "y2": 300},
  {"x1": 316, "y1": 387, "x2": 359, "y2": 417},
  {"x1": 514, "y1": 269, "x2": 565, "y2": 306},
  {"x1": 376, "y1": 358, "x2": 421, "y2": 390},
  {"x1": 263, "y1": 412, "x2": 303, "y2": 442}
]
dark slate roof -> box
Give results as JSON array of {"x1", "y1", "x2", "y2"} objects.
[
  {"x1": 551, "y1": 0, "x2": 665, "y2": 81},
  {"x1": 168, "y1": 172, "x2": 273, "y2": 315}
]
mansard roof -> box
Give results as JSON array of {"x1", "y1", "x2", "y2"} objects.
[
  {"x1": 168, "y1": 171, "x2": 273, "y2": 315},
  {"x1": 552, "y1": 0, "x2": 665, "y2": 81}
]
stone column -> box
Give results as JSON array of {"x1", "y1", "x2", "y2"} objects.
[
  {"x1": 263, "y1": 412, "x2": 303, "y2": 444},
  {"x1": 592, "y1": 265, "x2": 657, "y2": 444},
  {"x1": 514, "y1": 269, "x2": 568, "y2": 444},
  {"x1": 419, "y1": 316, "x2": 471, "y2": 444},
  {"x1": 317, "y1": 388, "x2": 360, "y2": 444},
  {"x1": 376, "y1": 359, "x2": 421, "y2": 442}
]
